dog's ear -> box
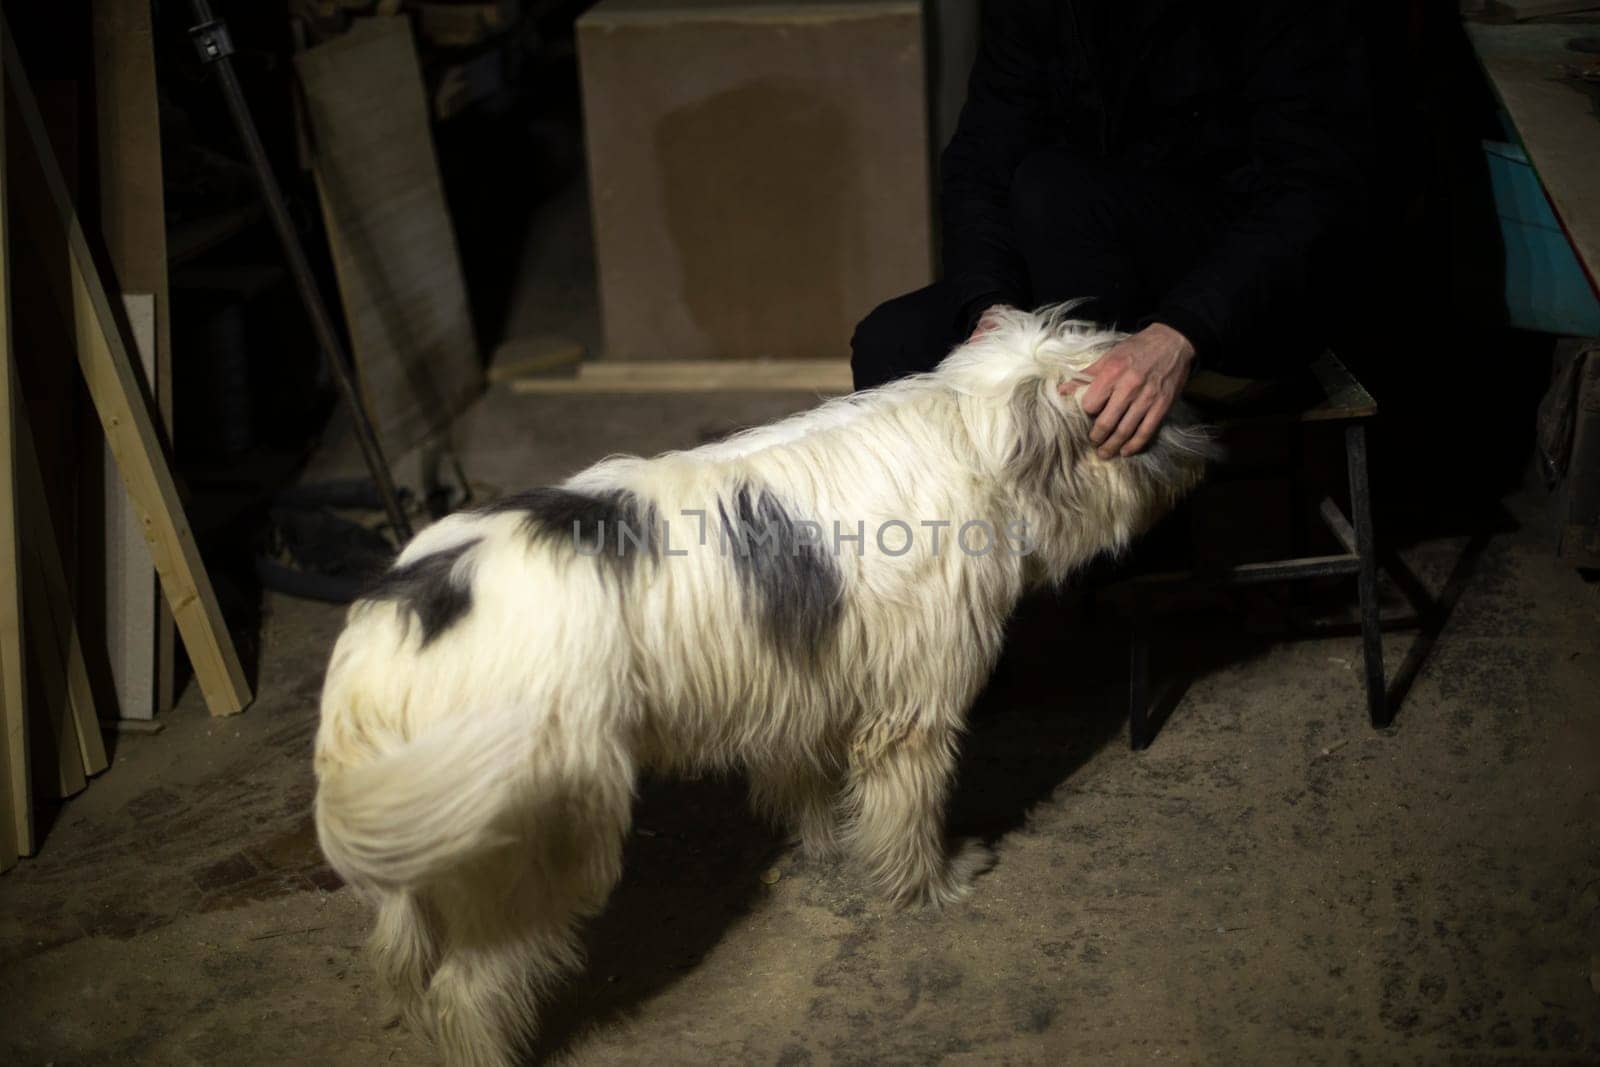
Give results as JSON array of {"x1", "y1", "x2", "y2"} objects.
[
  {"x1": 1133, "y1": 402, "x2": 1221, "y2": 485},
  {"x1": 1004, "y1": 375, "x2": 1084, "y2": 497}
]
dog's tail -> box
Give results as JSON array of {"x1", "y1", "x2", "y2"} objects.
[{"x1": 314, "y1": 709, "x2": 530, "y2": 892}]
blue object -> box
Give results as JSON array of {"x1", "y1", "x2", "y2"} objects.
[{"x1": 1481, "y1": 126, "x2": 1600, "y2": 338}]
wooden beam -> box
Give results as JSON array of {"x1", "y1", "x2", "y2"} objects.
[
  {"x1": 485, "y1": 334, "x2": 584, "y2": 384},
  {"x1": 90, "y1": 0, "x2": 177, "y2": 716},
  {"x1": 0, "y1": 18, "x2": 251, "y2": 717},
  {"x1": 101, "y1": 294, "x2": 158, "y2": 722},
  {"x1": 509, "y1": 360, "x2": 855, "y2": 395},
  {"x1": 0, "y1": 43, "x2": 28, "y2": 865},
  {"x1": 67, "y1": 250, "x2": 250, "y2": 718}
]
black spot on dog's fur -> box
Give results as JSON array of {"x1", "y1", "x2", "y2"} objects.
[
  {"x1": 357, "y1": 489, "x2": 653, "y2": 646},
  {"x1": 718, "y1": 485, "x2": 842, "y2": 654},
  {"x1": 360, "y1": 539, "x2": 481, "y2": 646},
  {"x1": 483, "y1": 487, "x2": 656, "y2": 567}
]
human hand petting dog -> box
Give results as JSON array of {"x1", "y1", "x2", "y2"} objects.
[
  {"x1": 968, "y1": 304, "x2": 1015, "y2": 341},
  {"x1": 1059, "y1": 322, "x2": 1195, "y2": 459}
]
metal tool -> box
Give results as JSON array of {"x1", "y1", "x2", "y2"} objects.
[{"x1": 187, "y1": 0, "x2": 413, "y2": 542}]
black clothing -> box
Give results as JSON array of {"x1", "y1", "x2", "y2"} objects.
[
  {"x1": 852, "y1": 151, "x2": 1227, "y2": 390},
  {"x1": 930, "y1": 0, "x2": 1372, "y2": 374}
]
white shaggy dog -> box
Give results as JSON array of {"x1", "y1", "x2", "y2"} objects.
[{"x1": 314, "y1": 306, "x2": 1211, "y2": 1065}]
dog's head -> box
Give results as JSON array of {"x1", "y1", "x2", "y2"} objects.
[{"x1": 937, "y1": 304, "x2": 1215, "y2": 573}]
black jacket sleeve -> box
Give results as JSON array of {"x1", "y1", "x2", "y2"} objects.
[
  {"x1": 1150, "y1": 6, "x2": 1372, "y2": 365},
  {"x1": 937, "y1": 2, "x2": 1057, "y2": 338},
  {"x1": 940, "y1": 2, "x2": 1371, "y2": 366}
]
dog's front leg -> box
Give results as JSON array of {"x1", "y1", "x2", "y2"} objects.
[
  {"x1": 841, "y1": 724, "x2": 994, "y2": 908},
  {"x1": 747, "y1": 760, "x2": 844, "y2": 860}
]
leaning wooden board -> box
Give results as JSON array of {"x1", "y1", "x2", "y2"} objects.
[
  {"x1": 0, "y1": 17, "x2": 251, "y2": 718},
  {"x1": 100, "y1": 295, "x2": 158, "y2": 721},
  {"x1": 1466, "y1": 22, "x2": 1600, "y2": 299},
  {"x1": 19, "y1": 544, "x2": 87, "y2": 800},
  {"x1": 15, "y1": 395, "x2": 109, "y2": 781},
  {"x1": 90, "y1": 0, "x2": 177, "y2": 716},
  {"x1": 0, "y1": 53, "x2": 28, "y2": 866},
  {"x1": 295, "y1": 16, "x2": 482, "y2": 458}
]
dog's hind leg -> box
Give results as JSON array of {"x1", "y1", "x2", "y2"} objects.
[
  {"x1": 424, "y1": 798, "x2": 629, "y2": 1066},
  {"x1": 370, "y1": 889, "x2": 439, "y2": 1033},
  {"x1": 425, "y1": 925, "x2": 575, "y2": 1066},
  {"x1": 748, "y1": 760, "x2": 843, "y2": 861},
  {"x1": 841, "y1": 725, "x2": 994, "y2": 908}
]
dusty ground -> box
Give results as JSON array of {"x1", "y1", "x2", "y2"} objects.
[{"x1": 2, "y1": 373, "x2": 1599, "y2": 1065}]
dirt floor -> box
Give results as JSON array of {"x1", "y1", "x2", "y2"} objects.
[{"x1": 3, "y1": 363, "x2": 1599, "y2": 1064}]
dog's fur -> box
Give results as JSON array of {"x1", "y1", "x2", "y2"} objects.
[{"x1": 314, "y1": 307, "x2": 1211, "y2": 1065}]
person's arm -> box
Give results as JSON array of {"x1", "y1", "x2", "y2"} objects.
[
  {"x1": 939, "y1": 1, "x2": 1055, "y2": 339},
  {"x1": 1070, "y1": 4, "x2": 1371, "y2": 458},
  {"x1": 1150, "y1": 4, "x2": 1372, "y2": 365}
]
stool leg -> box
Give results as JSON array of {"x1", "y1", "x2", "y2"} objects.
[
  {"x1": 1346, "y1": 422, "x2": 1387, "y2": 727},
  {"x1": 1129, "y1": 589, "x2": 1151, "y2": 750}
]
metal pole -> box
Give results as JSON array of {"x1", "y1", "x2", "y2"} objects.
[
  {"x1": 1345, "y1": 422, "x2": 1387, "y2": 728},
  {"x1": 187, "y1": 0, "x2": 413, "y2": 541}
]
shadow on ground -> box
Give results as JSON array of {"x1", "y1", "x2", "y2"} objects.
[{"x1": 528, "y1": 586, "x2": 1271, "y2": 1059}]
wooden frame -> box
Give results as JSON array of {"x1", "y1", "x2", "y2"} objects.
[{"x1": 1122, "y1": 355, "x2": 1401, "y2": 749}]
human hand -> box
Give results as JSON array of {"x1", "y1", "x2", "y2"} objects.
[
  {"x1": 968, "y1": 304, "x2": 1015, "y2": 341},
  {"x1": 1059, "y1": 323, "x2": 1196, "y2": 459}
]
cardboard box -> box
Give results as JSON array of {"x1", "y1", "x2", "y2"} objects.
[{"x1": 579, "y1": 0, "x2": 933, "y2": 361}]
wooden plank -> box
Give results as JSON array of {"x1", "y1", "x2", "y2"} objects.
[
  {"x1": 510, "y1": 359, "x2": 855, "y2": 394},
  {"x1": 1184, "y1": 352, "x2": 1376, "y2": 424},
  {"x1": 1131, "y1": 553, "x2": 1364, "y2": 587},
  {"x1": 1492, "y1": 1, "x2": 1600, "y2": 20},
  {"x1": 578, "y1": 359, "x2": 853, "y2": 384},
  {"x1": 89, "y1": 2, "x2": 170, "y2": 430},
  {"x1": 486, "y1": 335, "x2": 585, "y2": 383},
  {"x1": 66, "y1": 264, "x2": 249, "y2": 717},
  {"x1": 90, "y1": 0, "x2": 177, "y2": 717},
  {"x1": 0, "y1": 53, "x2": 28, "y2": 865},
  {"x1": 6, "y1": 72, "x2": 87, "y2": 765},
  {"x1": 295, "y1": 16, "x2": 482, "y2": 458},
  {"x1": 20, "y1": 537, "x2": 87, "y2": 799},
  {"x1": 101, "y1": 294, "x2": 157, "y2": 721},
  {"x1": 0, "y1": 18, "x2": 251, "y2": 717},
  {"x1": 1466, "y1": 22, "x2": 1600, "y2": 298},
  {"x1": 1302, "y1": 352, "x2": 1377, "y2": 422},
  {"x1": 583, "y1": 1, "x2": 920, "y2": 25},
  {"x1": 16, "y1": 397, "x2": 108, "y2": 778}
]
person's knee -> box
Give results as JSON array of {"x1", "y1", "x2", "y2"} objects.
[
  {"x1": 850, "y1": 286, "x2": 948, "y2": 391},
  {"x1": 849, "y1": 299, "x2": 904, "y2": 391}
]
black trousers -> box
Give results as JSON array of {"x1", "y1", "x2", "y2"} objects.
[{"x1": 851, "y1": 149, "x2": 1227, "y2": 391}]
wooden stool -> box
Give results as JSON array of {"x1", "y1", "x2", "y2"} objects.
[{"x1": 1126, "y1": 353, "x2": 1398, "y2": 749}]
